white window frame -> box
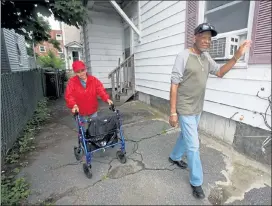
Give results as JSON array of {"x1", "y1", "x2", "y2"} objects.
[
  {"x1": 56, "y1": 34, "x2": 62, "y2": 40},
  {"x1": 198, "y1": 1, "x2": 255, "y2": 67},
  {"x1": 39, "y1": 46, "x2": 46, "y2": 52}
]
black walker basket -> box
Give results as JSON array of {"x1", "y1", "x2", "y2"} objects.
[{"x1": 85, "y1": 114, "x2": 119, "y2": 148}]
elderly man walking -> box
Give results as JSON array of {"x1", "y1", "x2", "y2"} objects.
[{"x1": 168, "y1": 23, "x2": 251, "y2": 199}]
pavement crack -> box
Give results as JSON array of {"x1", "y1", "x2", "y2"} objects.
[
  {"x1": 144, "y1": 166, "x2": 179, "y2": 172},
  {"x1": 51, "y1": 158, "x2": 113, "y2": 171},
  {"x1": 38, "y1": 186, "x2": 78, "y2": 205},
  {"x1": 105, "y1": 154, "x2": 180, "y2": 181},
  {"x1": 50, "y1": 161, "x2": 80, "y2": 170},
  {"x1": 127, "y1": 142, "x2": 140, "y2": 158},
  {"x1": 107, "y1": 158, "x2": 117, "y2": 172},
  {"x1": 108, "y1": 168, "x2": 145, "y2": 180},
  {"x1": 133, "y1": 151, "x2": 144, "y2": 162},
  {"x1": 92, "y1": 179, "x2": 104, "y2": 187},
  {"x1": 126, "y1": 127, "x2": 178, "y2": 143}
]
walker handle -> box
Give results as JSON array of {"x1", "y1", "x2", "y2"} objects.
[{"x1": 109, "y1": 104, "x2": 115, "y2": 112}]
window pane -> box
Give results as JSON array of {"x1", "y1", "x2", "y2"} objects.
[
  {"x1": 205, "y1": 1, "x2": 249, "y2": 33},
  {"x1": 40, "y1": 46, "x2": 45, "y2": 52},
  {"x1": 206, "y1": 0, "x2": 235, "y2": 11}
]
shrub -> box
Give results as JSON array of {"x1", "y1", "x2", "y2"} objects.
[{"x1": 38, "y1": 50, "x2": 65, "y2": 70}]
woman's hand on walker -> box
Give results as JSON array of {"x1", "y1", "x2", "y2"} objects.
[
  {"x1": 107, "y1": 99, "x2": 114, "y2": 105},
  {"x1": 72, "y1": 104, "x2": 79, "y2": 113}
]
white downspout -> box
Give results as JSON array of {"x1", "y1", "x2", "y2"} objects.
[
  {"x1": 61, "y1": 22, "x2": 68, "y2": 70},
  {"x1": 137, "y1": 0, "x2": 142, "y2": 43}
]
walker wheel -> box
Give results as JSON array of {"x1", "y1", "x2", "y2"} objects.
[
  {"x1": 74, "y1": 146, "x2": 83, "y2": 161},
  {"x1": 83, "y1": 163, "x2": 92, "y2": 179},
  {"x1": 116, "y1": 150, "x2": 126, "y2": 164}
]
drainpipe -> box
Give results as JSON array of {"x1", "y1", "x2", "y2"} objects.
[
  {"x1": 32, "y1": 41, "x2": 37, "y2": 68},
  {"x1": 61, "y1": 22, "x2": 68, "y2": 70},
  {"x1": 137, "y1": 0, "x2": 142, "y2": 43}
]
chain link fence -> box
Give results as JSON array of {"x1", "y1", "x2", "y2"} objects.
[{"x1": 1, "y1": 69, "x2": 44, "y2": 158}]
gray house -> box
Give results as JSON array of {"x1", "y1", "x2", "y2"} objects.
[{"x1": 1, "y1": 28, "x2": 32, "y2": 73}]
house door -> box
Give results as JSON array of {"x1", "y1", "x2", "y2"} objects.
[
  {"x1": 124, "y1": 27, "x2": 130, "y2": 59},
  {"x1": 123, "y1": 26, "x2": 134, "y2": 87},
  {"x1": 72, "y1": 51, "x2": 79, "y2": 62}
]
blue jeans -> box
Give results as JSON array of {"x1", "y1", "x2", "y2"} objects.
[{"x1": 170, "y1": 114, "x2": 203, "y2": 187}]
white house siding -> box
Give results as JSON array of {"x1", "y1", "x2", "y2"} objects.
[
  {"x1": 130, "y1": 1, "x2": 271, "y2": 132},
  {"x1": 63, "y1": 24, "x2": 81, "y2": 70},
  {"x1": 87, "y1": 10, "x2": 123, "y2": 88},
  {"x1": 64, "y1": 24, "x2": 81, "y2": 43},
  {"x1": 132, "y1": 1, "x2": 186, "y2": 100},
  {"x1": 199, "y1": 0, "x2": 271, "y2": 132},
  {"x1": 204, "y1": 65, "x2": 271, "y2": 131}
]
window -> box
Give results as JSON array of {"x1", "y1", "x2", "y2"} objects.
[
  {"x1": 39, "y1": 46, "x2": 46, "y2": 52},
  {"x1": 59, "y1": 53, "x2": 65, "y2": 59},
  {"x1": 205, "y1": 1, "x2": 250, "y2": 34},
  {"x1": 15, "y1": 35, "x2": 22, "y2": 66},
  {"x1": 56, "y1": 34, "x2": 62, "y2": 40},
  {"x1": 204, "y1": 1, "x2": 251, "y2": 62}
]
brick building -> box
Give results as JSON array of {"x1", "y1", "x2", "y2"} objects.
[{"x1": 34, "y1": 30, "x2": 64, "y2": 58}]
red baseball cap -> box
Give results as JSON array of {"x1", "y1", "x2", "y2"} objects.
[{"x1": 72, "y1": 60, "x2": 86, "y2": 72}]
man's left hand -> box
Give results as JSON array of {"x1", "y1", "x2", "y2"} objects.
[
  {"x1": 107, "y1": 99, "x2": 113, "y2": 105},
  {"x1": 236, "y1": 40, "x2": 252, "y2": 58}
]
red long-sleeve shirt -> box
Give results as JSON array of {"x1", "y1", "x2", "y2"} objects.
[{"x1": 64, "y1": 74, "x2": 109, "y2": 116}]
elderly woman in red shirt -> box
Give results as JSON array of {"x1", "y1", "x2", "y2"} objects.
[{"x1": 65, "y1": 60, "x2": 113, "y2": 120}]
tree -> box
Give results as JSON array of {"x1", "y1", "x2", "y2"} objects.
[
  {"x1": 1, "y1": 0, "x2": 88, "y2": 44},
  {"x1": 38, "y1": 50, "x2": 65, "y2": 69},
  {"x1": 24, "y1": 15, "x2": 61, "y2": 53},
  {"x1": 26, "y1": 47, "x2": 34, "y2": 56}
]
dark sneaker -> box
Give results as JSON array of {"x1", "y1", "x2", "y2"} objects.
[
  {"x1": 168, "y1": 157, "x2": 188, "y2": 169},
  {"x1": 191, "y1": 185, "x2": 205, "y2": 199}
]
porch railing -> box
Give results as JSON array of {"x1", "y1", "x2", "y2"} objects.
[{"x1": 108, "y1": 54, "x2": 135, "y2": 101}]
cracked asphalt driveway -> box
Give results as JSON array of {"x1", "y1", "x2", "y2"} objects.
[{"x1": 19, "y1": 99, "x2": 271, "y2": 205}]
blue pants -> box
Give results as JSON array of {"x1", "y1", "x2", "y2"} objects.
[
  {"x1": 75, "y1": 112, "x2": 98, "y2": 130},
  {"x1": 79, "y1": 112, "x2": 98, "y2": 122},
  {"x1": 170, "y1": 114, "x2": 203, "y2": 187}
]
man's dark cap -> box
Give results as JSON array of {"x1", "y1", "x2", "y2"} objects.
[{"x1": 194, "y1": 23, "x2": 218, "y2": 37}]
